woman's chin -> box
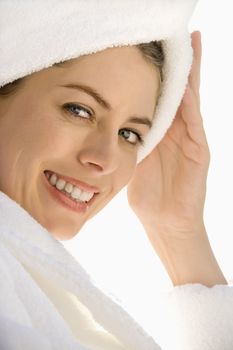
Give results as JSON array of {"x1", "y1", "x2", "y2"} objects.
[
  {"x1": 42, "y1": 217, "x2": 84, "y2": 240},
  {"x1": 30, "y1": 206, "x2": 84, "y2": 240},
  {"x1": 52, "y1": 231, "x2": 78, "y2": 241}
]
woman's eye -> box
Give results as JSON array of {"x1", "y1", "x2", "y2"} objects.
[
  {"x1": 119, "y1": 129, "x2": 144, "y2": 146},
  {"x1": 63, "y1": 103, "x2": 92, "y2": 119}
]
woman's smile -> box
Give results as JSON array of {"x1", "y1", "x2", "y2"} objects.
[
  {"x1": 44, "y1": 169, "x2": 100, "y2": 193},
  {"x1": 44, "y1": 170, "x2": 99, "y2": 214}
]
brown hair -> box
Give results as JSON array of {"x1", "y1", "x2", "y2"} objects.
[{"x1": 0, "y1": 41, "x2": 164, "y2": 98}]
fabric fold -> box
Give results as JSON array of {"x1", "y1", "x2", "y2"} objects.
[{"x1": 0, "y1": 191, "x2": 161, "y2": 350}]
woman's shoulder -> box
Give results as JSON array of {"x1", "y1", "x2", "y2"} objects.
[
  {"x1": 0, "y1": 242, "x2": 34, "y2": 327},
  {"x1": 0, "y1": 248, "x2": 53, "y2": 350}
]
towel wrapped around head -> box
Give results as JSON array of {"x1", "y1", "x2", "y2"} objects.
[{"x1": 0, "y1": 0, "x2": 198, "y2": 162}]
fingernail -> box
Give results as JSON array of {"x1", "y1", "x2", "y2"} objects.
[{"x1": 196, "y1": 31, "x2": 201, "y2": 40}]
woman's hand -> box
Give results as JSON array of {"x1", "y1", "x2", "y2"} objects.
[
  {"x1": 127, "y1": 32, "x2": 227, "y2": 286},
  {"x1": 127, "y1": 31, "x2": 210, "y2": 237}
]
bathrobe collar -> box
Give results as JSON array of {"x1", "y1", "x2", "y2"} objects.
[{"x1": 0, "y1": 191, "x2": 160, "y2": 350}]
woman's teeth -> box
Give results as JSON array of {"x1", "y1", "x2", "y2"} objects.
[{"x1": 46, "y1": 172, "x2": 94, "y2": 203}]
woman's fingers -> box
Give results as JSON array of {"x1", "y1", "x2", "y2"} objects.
[
  {"x1": 179, "y1": 31, "x2": 208, "y2": 147},
  {"x1": 189, "y1": 31, "x2": 202, "y2": 97},
  {"x1": 181, "y1": 86, "x2": 207, "y2": 144},
  {"x1": 181, "y1": 31, "x2": 203, "y2": 124}
]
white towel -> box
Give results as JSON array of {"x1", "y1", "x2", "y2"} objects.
[
  {"x1": 0, "y1": 0, "x2": 197, "y2": 162},
  {"x1": 0, "y1": 190, "x2": 161, "y2": 349},
  {"x1": 1, "y1": 190, "x2": 233, "y2": 350}
]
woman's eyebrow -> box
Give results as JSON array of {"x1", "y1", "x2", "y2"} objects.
[
  {"x1": 59, "y1": 83, "x2": 111, "y2": 110},
  {"x1": 58, "y1": 83, "x2": 153, "y2": 129},
  {"x1": 127, "y1": 117, "x2": 152, "y2": 129}
]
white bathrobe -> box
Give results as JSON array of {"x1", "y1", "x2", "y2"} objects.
[{"x1": 1, "y1": 190, "x2": 233, "y2": 350}]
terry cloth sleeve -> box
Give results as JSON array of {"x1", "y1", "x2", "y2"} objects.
[{"x1": 151, "y1": 284, "x2": 233, "y2": 350}]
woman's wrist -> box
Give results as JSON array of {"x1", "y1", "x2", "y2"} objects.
[{"x1": 143, "y1": 222, "x2": 227, "y2": 287}]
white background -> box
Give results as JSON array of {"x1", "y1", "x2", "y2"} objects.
[{"x1": 63, "y1": 0, "x2": 233, "y2": 331}]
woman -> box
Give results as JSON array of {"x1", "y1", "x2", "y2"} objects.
[{"x1": 0, "y1": 1, "x2": 233, "y2": 350}]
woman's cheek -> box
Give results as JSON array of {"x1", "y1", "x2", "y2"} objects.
[{"x1": 116, "y1": 154, "x2": 137, "y2": 188}]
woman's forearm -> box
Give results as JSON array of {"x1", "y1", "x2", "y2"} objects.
[{"x1": 143, "y1": 223, "x2": 227, "y2": 287}]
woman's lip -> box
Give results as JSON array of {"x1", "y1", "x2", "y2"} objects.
[
  {"x1": 44, "y1": 170, "x2": 100, "y2": 193},
  {"x1": 43, "y1": 172, "x2": 98, "y2": 213}
]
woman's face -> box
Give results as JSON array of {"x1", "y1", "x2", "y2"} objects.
[{"x1": 0, "y1": 45, "x2": 160, "y2": 239}]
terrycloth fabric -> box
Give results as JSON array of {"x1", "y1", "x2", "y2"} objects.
[
  {"x1": 150, "y1": 284, "x2": 233, "y2": 350},
  {"x1": 162, "y1": 284, "x2": 233, "y2": 349},
  {"x1": 1, "y1": 193, "x2": 233, "y2": 350},
  {"x1": 0, "y1": 0, "x2": 197, "y2": 162},
  {"x1": 0, "y1": 191, "x2": 161, "y2": 350}
]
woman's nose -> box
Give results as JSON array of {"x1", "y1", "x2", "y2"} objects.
[{"x1": 77, "y1": 133, "x2": 120, "y2": 175}]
